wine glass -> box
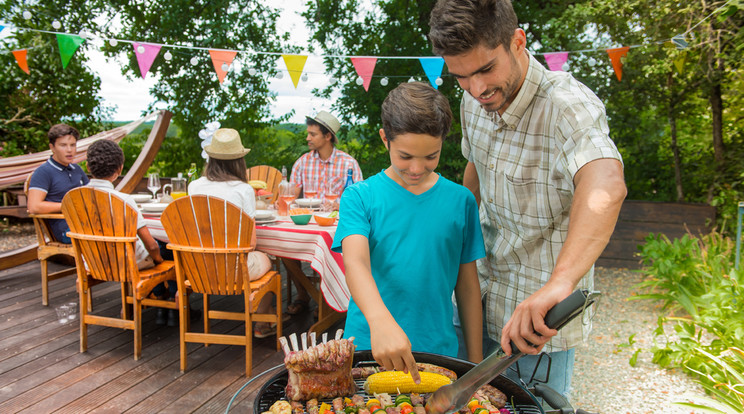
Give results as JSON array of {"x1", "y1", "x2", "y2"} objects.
[
  {"x1": 323, "y1": 177, "x2": 341, "y2": 211},
  {"x1": 303, "y1": 182, "x2": 318, "y2": 200},
  {"x1": 147, "y1": 173, "x2": 161, "y2": 201}
]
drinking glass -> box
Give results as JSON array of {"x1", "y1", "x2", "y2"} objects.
[
  {"x1": 303, "y1": 182, "x2": 318, "y2": 200},
  {"x1": 323, "y1": 177, "x2": 341, "y2": 211},
  {"x1": 277, "y1": 183, "x2": 297, "y2": 217},
  {"x1": 147, "y1": 173, "x2": 161, "y2": 201}
]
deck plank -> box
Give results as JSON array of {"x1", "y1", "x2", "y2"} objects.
[{"x1": 0, "y1": 259, "x2": 346, "y2": 413}]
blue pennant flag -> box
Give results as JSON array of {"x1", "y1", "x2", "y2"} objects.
[{"x1": 419, "y1": 57, "x2": 445, "y2": 89}]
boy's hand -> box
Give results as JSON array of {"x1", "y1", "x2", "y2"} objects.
[{"x1": 369, "y1": 321, "x2": 421, "y2": 384}]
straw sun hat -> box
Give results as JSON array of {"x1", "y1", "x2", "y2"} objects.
[
  {"x1": 204, "y1": 128, "x2": 251, "y2": 160},
  {"x1": 306, "y1": 110, "x2": 341, "y2": 139}
]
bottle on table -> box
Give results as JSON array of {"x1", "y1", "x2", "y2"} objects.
[
  {"x1": 187, "y1": 163, "x2": 198, "y2": 183},
  {"x1": 343, "y1": 167, "x2": 354, "y2": 191}
]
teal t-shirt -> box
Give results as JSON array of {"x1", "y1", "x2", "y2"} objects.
[{"x1": 332, "y1": 171, "x2": 485, "y2": 357}]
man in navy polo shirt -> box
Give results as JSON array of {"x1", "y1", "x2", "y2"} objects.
[{"x1": 27, "y1": 124, "x2": 89, "y2": 244}]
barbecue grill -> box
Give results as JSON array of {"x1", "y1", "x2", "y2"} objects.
[{"x1": 249, "y1": 350, "x2": 581, "y2": 414}]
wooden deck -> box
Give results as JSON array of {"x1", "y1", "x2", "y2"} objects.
[{"x1": 0, "y1": 260, "x2": 342, "y2": 413}]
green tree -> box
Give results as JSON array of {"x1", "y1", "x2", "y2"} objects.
[
  {"x1": 302, "y1": 0, "x2": 466, "y2": 181},
  {"x1": 0, "y1": 0, "x2": 112, "y2": 157},
  {"x1": 95, "y1": 0, "x2": 291, "y2": 176}
]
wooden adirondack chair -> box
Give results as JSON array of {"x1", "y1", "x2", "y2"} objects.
[
  {"x1": 161, "y1": 195, "x2": 282, "y2": 376},
  {"x1": 246, "y1": 165, "x2": 282, "y2": 204},
  {"x1": 24, "y1": 174, "x2": 77, "y2": 306},
  {"x1": 61, "y1": 187, "x2": 177, "y2": 360}
]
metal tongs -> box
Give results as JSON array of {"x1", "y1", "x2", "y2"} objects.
[{"x1": 426, "y1": 289, "x2": 600, "y2": 414}]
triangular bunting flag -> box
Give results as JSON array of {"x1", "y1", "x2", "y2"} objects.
[
  {"x1": 12, "y1": 49, "x2": 30, "y2": 75},
  {"x1": 0, "y1": 25, "x2": 5, "y2": 33},
  {"x1": 281, "y1": 54, "x2": 308, "y2": 88},
  {"x1": 544, "y1": 52, "x2": 569, "y2": 71},
  {"x1": 606, "y1": 46, "x2": 630, "y2": 81},
  {"x1": 351, "y1": 57, "x2": 377, "y2": 91},
  {"x1": 672, "y1": 34, "x2": 689, "y2": 50},
  {"x1": 210, "y1": 50, "x2": 238, "y2": 84},
  {"x1": 132, "y1": 43, "x2": 162, "y2": 79},
  {"x1": 673, "y1": 52, "x2": 686, "y2": 74},
  {"x1": 56, "y1": 33, "x2": 85, "y2": 69},
  {"x1": 419, "y1": 57, "x2": 445, "y2": 89}
]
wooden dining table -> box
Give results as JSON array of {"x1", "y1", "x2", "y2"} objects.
[{"x1": 142, "y1": 212, "x2": 350, "y2": 334}]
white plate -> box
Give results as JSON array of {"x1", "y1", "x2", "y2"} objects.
[
  {"x1": 255, "y1": 210, "x2": 275, "y2": 220},
  {"x1": 131, "y1": 194, "x2": 154, "y2": 203},
  {"x1": 255, "y1": 217, "x2": 277, "y2": 225},
  {"x1": 141, "y1": 202, "x2": 169, "y2": 212},
  {"x1": 296, "y1": 198, "x2": 322, "y2": 207}
]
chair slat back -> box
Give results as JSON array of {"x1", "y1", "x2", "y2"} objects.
[
  {"x1": 246, "y1": 165, "x2": 282, "y2": 203},
  {"x1": 161, "y1": 195, "x2": 253, "y2": 295},
  {"x1": 61, "y1": 187, "x2": 139, "y2": 283}
]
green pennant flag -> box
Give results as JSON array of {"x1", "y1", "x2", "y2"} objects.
[{"x1": 56, "y1": 33, "x2": 85, "y2": 69}]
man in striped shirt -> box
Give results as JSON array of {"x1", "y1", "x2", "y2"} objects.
[
  {"x1": 285, "y1": 111, "x2": 363, "y2": 316},
  {"x1": 429, "y1": 0, "x2": 627, "y2": 398}
]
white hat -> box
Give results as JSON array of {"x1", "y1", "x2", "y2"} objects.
[
  {"x1": 306, "y1": 110, "x2": 341, "y2": 139},
  {"x1": 204, "y1": 128, "x2": 250, "y2": 160}
]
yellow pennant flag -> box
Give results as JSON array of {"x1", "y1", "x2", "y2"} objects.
[{"x1": 282, "y1": 54, "x2": 308, "y2": 88}]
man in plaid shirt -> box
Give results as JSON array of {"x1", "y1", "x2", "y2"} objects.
[
  {"x1": 285, "y1": 110, "x2": 363, "y2": 315},
  {"x1": 429, "y1": 0, "x2": 627, "y2": 398}
]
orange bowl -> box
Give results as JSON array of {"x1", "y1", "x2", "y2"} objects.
[{"x1": 313, "y1": 214, "x2": 337, "y2": 226}]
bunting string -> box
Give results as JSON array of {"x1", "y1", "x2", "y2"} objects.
[{"x1": 0, "y1": 2, "x2": 728, "y2": 88}]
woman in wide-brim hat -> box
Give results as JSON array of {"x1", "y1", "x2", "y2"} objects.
[{"x1": 189, "y1": 128, "x2": 282, "y2": 338}]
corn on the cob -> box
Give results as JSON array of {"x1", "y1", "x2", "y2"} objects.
[{"x1": 363, "y1": 371, "x2": 452, "y2": 394}]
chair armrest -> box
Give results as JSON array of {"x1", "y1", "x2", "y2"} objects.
[
  {"x1": 166, "y1": 243, "x2": 254, "y2": 254},
  {"x1": 29, "y1": 213, "x2": 65, "y2": 220}
]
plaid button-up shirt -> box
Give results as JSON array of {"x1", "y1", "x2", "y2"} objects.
[
  {"x1": 462, "y1": 53, "x2": 622, "y2": 352},
  {"x1": 290, "y1": 147, "x2": 363, "y2": 198}
]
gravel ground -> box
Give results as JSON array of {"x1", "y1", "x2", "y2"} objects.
[
  {"x1": 570, "y1": 267, "x2": 707, "y2": 413},
  {"x1": 0, "y1": 221, "x2": 36, "y2": 252},
  {"x1": 0, "y1": 225, "x2": 709, "y2": 413}
]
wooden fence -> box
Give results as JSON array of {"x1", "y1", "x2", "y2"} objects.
[{"x1": 597, "y1": 200, "x2": 717, "y2": 269}]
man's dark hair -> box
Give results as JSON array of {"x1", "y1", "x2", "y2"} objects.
[
  {"x1": 381, "y1": 82, "x2": 452, "y2": 141},
  {"x1": 48, "y1": 124, "x2": 80, "y2": 145},
  {"x1": 87, "y1": 140, "x2": 124, "y2": 179},
  {"x1": 305, "y1": 118, "x2": 336, "y2": 145},
  {"x1": 428, "y1": 0, "x2": 519, "y2": 56}
]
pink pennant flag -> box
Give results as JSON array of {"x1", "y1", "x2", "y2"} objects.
[
  {"x1": 12, "y1": 49, "x2": 30, "y2": 75},
  {"x1": 544, "y1": 52, "x2": 569, "y2": 71},
  {"x1": 350, "y1": 57, "x2": 377, "y2": 91},
  {"x1": 132, "y1": 42, "x2": 162, "y2": 79},
  {"x1": 210, "y1": 50, "x2": 238, "y2": 84},
  {"x1": 606, "y1": 46, "x2": 630, "y2": 82}
]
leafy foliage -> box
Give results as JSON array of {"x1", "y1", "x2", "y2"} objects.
[
  {"x1": 0, "y1": 0, "x2": 113, "y2": 156},
  {"x1": 633, "y1": 231, "x2": 744, "y2": 412}
]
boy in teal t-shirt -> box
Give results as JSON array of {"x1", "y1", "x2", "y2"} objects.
[{"x1": 332, "y1": 82, "x2": 486, "y2": 381}]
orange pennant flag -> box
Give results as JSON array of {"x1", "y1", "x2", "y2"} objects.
[
  {"x1": 606, "y1": 46, "x2": 630, "y2": 82},
  {"x1": 12, "y1": 49, "x2": 30, "y2": 74},
  {"x1": 281, "y1": 54, "x2": 308, "y2": 88},
  {"x1": 209, "y1": 50, "x2": 238, "y2": 84}
]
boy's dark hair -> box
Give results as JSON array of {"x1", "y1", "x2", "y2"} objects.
[
  {"x1": 204, "y1": 158, "x2": 248, "y2": 183},
  {"x1": 381, "y1": 82, "x2": 453, "y2": 141},
  {"x1": 87, "y1": 140, "x2": 124, "y2": 179},
  {"x1": 428, "y1": 0, "x2": 519, "y2": 56},
  {"x1": 48, "y1": 124, "x2": 80, "y2": 145},
  {"x1": 305, "y1": 118, "x2": 336, "y2": 145}
]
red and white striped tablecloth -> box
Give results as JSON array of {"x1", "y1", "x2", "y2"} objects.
[{"x1": 143, "y1": 214, "x2": 350, "y2": 312}]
